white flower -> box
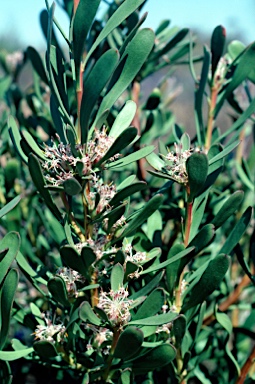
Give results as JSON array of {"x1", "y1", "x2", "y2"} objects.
[
  {"x1": 97, "y1": 287, "x2": 133, "y2": 326},
  {"x1": 56, "y1": 267, "x2": 85, "y2": 298},
  {"x1": 33, "y1": 313, "x2": 66, "y2": 344},
  {"x1": 165, "y1": 142, "x2": 193, "y2": 185}
]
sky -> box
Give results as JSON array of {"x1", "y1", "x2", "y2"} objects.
[{"x1": 0, "y1": 0, "x2": 255, "y2": 50}]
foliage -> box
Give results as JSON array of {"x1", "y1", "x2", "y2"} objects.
[{"x1": 0, "y1": 0, "x2": 255, "y2": 383}]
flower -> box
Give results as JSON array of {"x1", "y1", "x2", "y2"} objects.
[
  {"x1": 56, "y1": 267, "x2": 85, "y2": 298},
  {"x1": 97, "y1": 287, "x2": 133, "y2": 326},
  {"x1": 33, "y1": 313, "x2": 66, "y2": 344},
  {"x1": 42, "y1": 128, "x2": 120, "y2": 187},
  {"x1": 165, "y1": 142, "x2": 193, "y2": 185}
]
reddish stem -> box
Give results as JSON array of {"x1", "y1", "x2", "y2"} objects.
[
  {"x1": 77, "y1": 63, "x2": 84, "y2": 142},
  {"x1": 205, "y1": 85, "x2": 219, "y2": 151},
  {"x1": 73, "y1": 0, "x2": 80, "y2": 14},
  {"x1": 184, "y1": 201, "x2": 193, "y2": 247},
  {"x1": 236, "y1": 345, "x2": 255, "y2": 384}
]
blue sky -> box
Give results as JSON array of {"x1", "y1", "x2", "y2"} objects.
[{"x1": 0, "y1": 0, "x2": 255, "y2": 49}]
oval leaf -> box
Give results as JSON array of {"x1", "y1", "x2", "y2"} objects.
[
  {"x1": 186, "y1": 152, "x2": 208, "y2": 202},
  {"x1": 114, "y1": 326, "x2": 144, "y2": 359}
]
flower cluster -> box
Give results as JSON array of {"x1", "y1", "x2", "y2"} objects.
[
  {"x1": 97, "y1": 287, "x2": 133, "y2": 326},
  {"x1": 87, "y1": 127, "x2": 121, "y2": 164},
  {"x1": 165, "y1": 142, "x2": 193, "y2": 185},
  {"x1": 56, "y1": 267, "x2": 85, "y2": 298},
  {"x1": 124, "y1": 243, "x2": 147, "y2": 263},
  {"x1": 85, "y1": 325, "x2": 113, "y2": 353},
  {"x1": 75, "y1": 237, "x2": 117, "y2": 260},
  {"x1": 33, "y1": 313, "x2": 66, "y2": 344},
  {"x1": 43, "y1": 128, "x2": 120, "y2": 187},
  {"x1": 88, "y1": 174, "x2": 117, "y2": 214}
]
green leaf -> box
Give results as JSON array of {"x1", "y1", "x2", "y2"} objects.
[
  {"x1": 130, "y1": 271, "x2": 164, "y2": 300},
  {"x1": 114, "y1": 326, "x2": 144, "y2": 359},
  {"x1": 228, "y1": 40, "x2": 245, "y2": 60},
  {"x1": 0, "y1": 269, "x2": 19, "y2": 349},
  {"x1": 96, "y1": 127, "x2": 138, "y2": 167},
  {"x1": 60, "y1": 245, "x2": 87, "y2": 277},
  {"x1": 117, "y1": 175, "x2": 136, "y2": 191},
  {"x1": 30, "y1": 303, "x2": 45, "y2": 326},
  {"x1": 0, "y1": 348, "x2": 33, "y2": 361},
  {"x1": 95, "y1": 28, "x2": 154, "y2": 121},
  {"x1": 132, "y1": 288, "x2": 165, "y2": 320},
  {"x1": 150, "y1": 28, "x2": 189, "y2": 61},
  {"x1": 173, "y1": 315, "x2": 186, "y2": 348},
  {"x1": 8, "y1": 116, "x2": 28, "y2": 164},
  {"x1": 33, "y1": 341, "x2": 58, "y2": 359},
  {"x1": 145, "y1": 88, "x2": 161, "y2": 110},
  {"x1": 146, "y1": 152, "x2": 165, "y2": 171},
  {"x1": 20, "y1": 129, "x2": 46, "y2": 160},
  {"x1": 188, "y1": 224, "x2": 215, "y2": 255},
  {"x1": 211, "y1": 26, "x2": 226, "y2": 77},
  {"x1": 129, "y1": 311, "x2": 178, "y2": 326},
  {"x1": 16, "y1": 251, "x2": 47, "y2": 293},
  {"x1": 212, "y1": 191, "x2": 244, "y2": 228},
  {"x1": 48, "y1": 276, "x2": 70, "y2": 307},
  {"x1": 106, "y1": 145, "x2": 154, "y2": 169},
  {"x1": 80, "y1": 49, "x2": 119, "y2": 143},
  {"x1": 220, "y1": 206, "x2": 252, "y2": 255},
  {"x1": 182, "y1": 254, "x2": 230, "y2": 312},
  {"x1": 195, "y1": 302, "x2": 207, "y2": 340},
  {"x1": 0, "y1": 232, "x2": 20, "y2": 286},
  {"x1": 81, "y1": 246, "x2": 97, "y2": 270},
  {"x1": 141, "y1": 246, "x2": 195, "y2": 275},
  {"x1": 235, "y1": 244, "x2": 255, "y2": 284},
  {"x1": 215, "y1": 42, "x2": 255, "y2": 116},
  {"x1": 208, "y1": 140, "x2": 239, "y2": 165},
  {"x1": 166, "y1": 244, "x2": 185, "y2": 294},
  {"x1": 101, "y1": 204, "x2": 127, "y2": 232},
  {"x1": 79, "y1": 301, "x2": 101, "y2": 326},
  {"x1": 111, "y1": 263, "x2": 124, "y2": 291},
  {"x1": 72, "y1": 0, "x2": 101, "y2": 78},
  {"x1": 119, "y1": 369, "x2": 132, "y2": 384},
  {"x1": 26, "y1": 46, "x2": 48, "y2": 84},
  {"x1": 130, "y1": 344, "x2": 176, "y2": 374},
  {"x1": 119, "y1": 194, "x2": 163, "y2": 239},
  {"x1": 63, "y1": 177, "x2": 82, "y2": 196},
  {"x1": 125, "y1": 261, "x2": 139, "y2": 280},
  {"x1": 189, "y1": 193, "x2": 209, "y2": 241},
  {"x1": 180, "y1": 133, "x2": 191, "y2": 152},
  {"x1": 215, "y1": 308, "x2": 240, "y2": 375},
  {"x1": 109, "y1": 182, "x2": 147, "y2": 206},
  {"x1": 186, "y1": 152, "x2": 208, "y2": 202},
  {"x1": 109, "y1": 101, "x2": 137, "y2": 138},
  {"x1": 84, "y1": 0, "x2": 146, "y2": 65},
  {"x1": 0, "y1": 195, "x2": 22, "y2": 220},
  {"x1": 236, "y1": 162, "x2": 254, "y2": 191},
  {"x1": 28, "y1": 154, "x2": 62, "y2": 220}
]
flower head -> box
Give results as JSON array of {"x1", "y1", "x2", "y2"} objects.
[
  {"x1": 165, "y1": 142, "x2": 193, "y2": 185},
  {"x1": 33, "y1": 313, "x2": 66, "y2": 344},
  {"x1": 56, "y1": 267, "x2": 85, "y2": 298},
  {"x1": 97, "y1": 287, "x2": 133, "y2": 326}
]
